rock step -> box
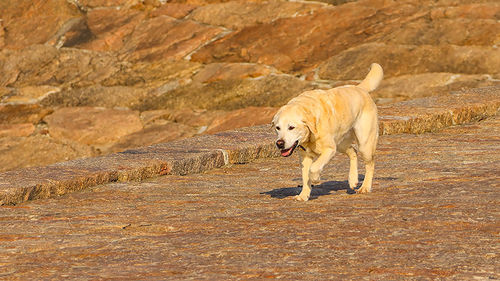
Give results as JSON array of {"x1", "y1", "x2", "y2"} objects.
[{"x1": 1, "y1": 86, "x2": 499, "y2": 205}]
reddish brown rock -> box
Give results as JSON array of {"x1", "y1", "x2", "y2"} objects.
[
  {"x1": 190, "y1": 1, "x2": 419, "y2": 72},
  {"x1": 192, "y1": 63, "x2": 275, "y2": 83},
  {"x1": 0, "y1": 20, "x2": 5, "y2": 49},
  {"x1": 0, "y1": 123, "x2": 35, "y2": 138},
  {"x1": 44, "y1": 17, "x2": 93, "y2": 48},
  {"x1": 151, "y1": 3, "x2": 198, "y2": 19},
  {"x1": 139, "y1": 108, "x2": 222, "y2": 132},
  {"x1": 76, "y1": 0, "x2": 141, "y2": 9},
  {"x1": 101, "y1": 59, "x2": 201, "y2": 88},
  {"x1": 44, "y1": 107, "x2": 142, "y2": 146},
  {"x1": 373, "y1": 73, "x2": 500, "y2": 104},
  {"x1": 188, "y1": 1, "x2": 323, "y2": 30},
  {"x1": 2, "y1": 86, "x2": 61, "y2": 105},
  {"x1": 109, "y1": 122, "x2": 196, "y2": 152},
  {"x1": 0, "y1": 45, "x2": 119, "y2": 88},
  {"x1": 122, "y1": 16, "x2": 224, "y2": 61},
  {"x1": 139, "y1": 109, "x2": 174, "y2": 126},
  {"x1": 318, "y1": 43, "x2": 500, "y2": 80},
  {"x1": 0, "y1": 135, "x2": 93, "y2": 172},
  {"x1": 138, "y1": 74, "x2": 315, "y2": 111},
  {"x1": 0, "y1": 45, "x2": 58, "y2": 87},
  {"x1": 168, "y1": 109, "x2": 222, "y2": 128},
  {"x1": 430, "y1": 3, "x2": 500, "y2": 20},
  {"x1": 77, "y1": 7, "x2": 146, "y2": 52},
  {"x1": 40, "y1": 85, "x2": 149, "y2": 108},
  {"x1": 379, "y1": 17, "x2": 500, "y2": 46},
  {"x1": 1, "y1": 0, "x2": 81, "y2": 50},
  {"x1": 206, "y1": 106, "x2": 278, "y2": 134},
  {"x1": 0, "y1": 104, "x2": 52, "y2": 125}
]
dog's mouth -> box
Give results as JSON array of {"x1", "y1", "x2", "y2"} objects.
[{"x1": 280, "y1": 140, "x2": 299, "y2": 157}]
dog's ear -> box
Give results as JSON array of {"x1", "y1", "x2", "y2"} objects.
[
  {"x1": 301, "y1": 109, "x2": 318, "y2": 137},
  {"x1": 270, "y1": 112, "x2": 279, "y2": 130}
]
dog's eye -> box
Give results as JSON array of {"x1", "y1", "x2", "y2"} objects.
[
  {"x1": 288, "y1": 126, "x2": 295, "y2": 130},
  {"x1": 276, "y1": 126, "x2": 281, "y2": 131}
]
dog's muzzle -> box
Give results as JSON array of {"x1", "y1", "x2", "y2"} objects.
[{"x1": 278, "y1": 140, "x2": 299, "y2": 157}]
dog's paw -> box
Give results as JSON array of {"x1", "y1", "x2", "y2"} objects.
[
  {"x1": 348, "y1": 177, "x2": 358, "y2": 189},
  {"x1": 294, "y1": 194, "x2": 310, "y2": 202},
  {"x1": 356, "y1": 187, "x2": 371, "y2": 194}
]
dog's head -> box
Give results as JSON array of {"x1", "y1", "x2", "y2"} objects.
[{"x1": 271, "y1": 105, "x2": 312, "y2": 157}]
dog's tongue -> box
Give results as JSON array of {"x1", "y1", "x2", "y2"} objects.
[{"x1": 281, "y1": 147, "x2": 292, "y2": 157}]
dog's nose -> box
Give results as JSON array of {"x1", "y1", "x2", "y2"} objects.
[{"x1": 276, "y1": 139, "x2": 285, "y2": 149}]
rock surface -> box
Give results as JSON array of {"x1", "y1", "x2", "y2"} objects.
[
  {"x1": 1, "y1": 0, "x2": 499, "y2": 171},
  {"x1": 0, "y1": 116, "x2": 498, "y2": 279},
  {"x1": 44, "y1": 107, "x2": 143, "y2": 147}
]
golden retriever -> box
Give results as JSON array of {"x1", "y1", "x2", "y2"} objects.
[{"x1": 272, "y1": 63, "x2": 383, "y2": 201}]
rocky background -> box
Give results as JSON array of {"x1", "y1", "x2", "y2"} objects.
[{"x1": 0, "y1": 0, "x2": 499, "y2": 172}]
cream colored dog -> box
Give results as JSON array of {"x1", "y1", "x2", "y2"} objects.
[{"x1": 272, "y1": 63, "x2": 383, "y2": 201}]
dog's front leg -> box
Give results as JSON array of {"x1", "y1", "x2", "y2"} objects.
[
  {"x1": 309, "y1": 147, "x2": 336, "y2": 184},
  {"x1": 296, "y1": 151, "x2": 313, "y2": 202}
]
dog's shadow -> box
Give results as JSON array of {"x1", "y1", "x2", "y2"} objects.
[
  {"x1": 261, "y1": 175, "x2": 398, "y2": 200},
  {"x1": 261, "y1": 178, "x2": 361, "y2": 200}
]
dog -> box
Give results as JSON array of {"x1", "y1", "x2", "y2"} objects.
[{"x1": 272, "y1": 63, "x2": 382, "y2": 201}]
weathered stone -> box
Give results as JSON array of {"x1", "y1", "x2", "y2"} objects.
[
  {"x1": 0, "y1": 87, "x2": 12, "y2": 102},
  {"x1": 138, "y1": 74, "x2": 315, "y2": 111},
  {"x1": 0, "y1": 135, "x2": 93, "y2": 172},
  {"x1": 151, "y1": 3, "x2": 198, "y2": 19},
  {"x1": 40, "y1": 85, "x2": 149, "y2": 108},
  {"x1": 77, "y1": 7, "x2": 146, "y2": 52},
  {"x1": 372, "y1": 73, "x2": 499, "y2": 104},
  {"x1": 1, "y1": 85, "x2": 61, "y2": 105},
  {"x1": 378, "y1": 86, "x2": 500, "y2": 135},
  {"x1": 0, "y1": 123, "x2": 35, "y2": 138},
  {"x1": 168, "y1": 109, "x2": 222, "y2": 128},
  {"x1": 45, "y1": 17, "x2": 93, "y2": 48},
  {"x1": 379, "y1": 17, "x2": 500, "y2": 46},
  {"x1": 101, "y1": 60, "x2": 201, "y2": 88},
  {"x1": 139, "y1": 109, "x2": 174, "y2": 125},
  {"x1": 0, "y1": 45, "x2": 58, "y2": 87},
  {"x1": 190, "y1": 1, "x2": 420, "y2": 72},
  {"x1": 318, "y1": 43, "x2": 500, "y2": 80},
  {"x1": 140, "y1": 108, "x2": 221, "y2": 128},
  {"x1": 188, "y1": 1, "x2": 323, "y2": 30},
  {"x1": 0, "y1": 19, "x2": 5, "y2": 49},
  {"x1": 44, "y1": 107, "x2": 143, "y2": 146},
  {"x1": 0, "y1": 0, "x2": 81, "y2": 49},
  {"x1": 430, "y1": 3, "x2": 500, "y2": 20},
  {"x1": 192, "y1": 63, "x2": 275, "y2": 83},
  {"x1": 206, "y1": 106, "x2": 278, "y2": 134},
  {"x1": 109, "y1": 122, "x2": 197, "y2": 153},
  {"x1": 0, "y1": 141, "x2": 230, "y2": 204},
  {"x1": 0, "y1": 104, "x2": 52, "y2": 124},
  {"x1": 122, "y1": 16, "x2": 224, "y2": 61},
  {"x1": 0, "y1": 45, "x2": 119, "y2": 88},
  {"x1": 76, "y1": 0, "x2": 142, "y2": 9}
]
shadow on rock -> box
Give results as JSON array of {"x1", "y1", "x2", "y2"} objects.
[{"x1": 261, "y1": 179, "x2": 358, "y2": 200}]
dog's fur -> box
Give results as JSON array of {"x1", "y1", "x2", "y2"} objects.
[{"x1": 272, "y1": 63, "x2": 383, "y2": 201}]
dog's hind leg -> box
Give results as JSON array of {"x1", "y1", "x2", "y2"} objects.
[
  {"x1": 354, "y1": 111, "x2": 378, "y2": 194},
  {"x1": 344, "y1": 146, "x2": 359, "y2": 190},
  {"x1": 338, "y1": 133, "x2": 358, "y2": 190}
]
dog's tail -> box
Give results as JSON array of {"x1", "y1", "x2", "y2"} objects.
[{"x1": 357, "y1": 63, "x2": 383, "y2": 92}]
